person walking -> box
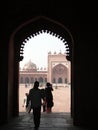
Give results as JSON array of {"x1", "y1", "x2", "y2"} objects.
[
  {"x1": 22, "y1": 93, "x2": 28, "y2": 108},
  {"x1": 26, "y1": 81, "x2": 45, "y2": 130},
  {"x1": 45, "y1": 82, "x2": 54, "y2": 113},
  {"x1": 22, "y1": 93, "x2": 31, "y2": 113}
]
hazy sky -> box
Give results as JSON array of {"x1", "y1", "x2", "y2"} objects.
[{"x1": 19, "y1": 33, "x2": 66, "y2": 69}]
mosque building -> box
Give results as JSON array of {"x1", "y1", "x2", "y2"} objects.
[{"x1": 19, "y1": 51, "x2": 71, "y2": 87}]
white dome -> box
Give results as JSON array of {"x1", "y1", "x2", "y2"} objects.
[{"x1": 23, "y1": 60, "x2": 37, "y2": 70}]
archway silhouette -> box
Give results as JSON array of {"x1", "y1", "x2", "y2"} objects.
[
  {"x1": 19, "y1": 32, "x2": 71, "y2": 113},
  {"x1": 8, "y1": 16, "x2": 74, "y2": 119}
]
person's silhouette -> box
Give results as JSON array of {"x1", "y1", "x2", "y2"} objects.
[
  {"x1": 26, "y1": 81, "x2": 45, "y2": 129},
  {"x1": 45, "y1": 82, "x2": 54, "y2": 113}
]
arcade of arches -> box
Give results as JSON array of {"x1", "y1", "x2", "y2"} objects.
[{"x1": 19, "y1": 51, "x2": 71, "y2": 86}]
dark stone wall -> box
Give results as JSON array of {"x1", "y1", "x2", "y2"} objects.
[{"x1": 0, "y1": 0, "x2": 98, "y2": 128}]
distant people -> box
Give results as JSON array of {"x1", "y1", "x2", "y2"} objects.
[
  {"x1": 22, "y1": 93, "x2": 28, "y2": 108},
  {"x1": 26, "y1": 81, "x2": 45, "y2": 129},
  {"x1": 45, "y1": 82, "x2": 54, "y2": 113},
  {"x1": 22, "y1": 93, "x2": 31, "y2": 113}
]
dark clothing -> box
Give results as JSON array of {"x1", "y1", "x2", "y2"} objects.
[
  {"x1": 26, "y1": 82, "x2": 45, "y2": 128},
  {"x1": 45, "y1": 88, "x2": 53, "y2": 107},
  {"x1": 45, "y1": 87, "x2": 54, "y2": 112},
  {"x1": 33, "y1": 107, "x2": 41, "y2": 128},
  {"x1": 28, "y1": 88, "x2": 42, "y2": 108}
]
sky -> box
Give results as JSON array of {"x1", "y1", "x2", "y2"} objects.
[{"x1": 19, "y1": 33, "x2": 66, "y2": 69}]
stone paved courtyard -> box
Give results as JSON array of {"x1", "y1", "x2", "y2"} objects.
[
  {"x1": 0, "y1": 85, "x2": 88, "y2": 130},
  {"x1": 19, "y1": 84, "x2": 71, "y2": 113}
]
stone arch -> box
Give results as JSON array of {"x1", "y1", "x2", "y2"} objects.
[
  {"x1": 25, "y1": 77, "x2": 29, "y2": 84},
  {"x1": 52, "y1": 64, "x2": 68, "y2": 84},
  {"x1": 8, "y1": 15, "x2": 74, "y2": 119},
  {"x1": 31, "y1": 77, "x2": 34, "y2": 83},
  {"x1": 58, "y1": 77, "x2": 63, "y2": 83},
  {"x1": 13, "y1": 16, "x2": 74, "y2": 61},
  {"x1": 38, "y1": 77, "x2": 44, "y2": 83},
  {"x1": 20, "y1": 77, "x2": 23, "y2": 83}
]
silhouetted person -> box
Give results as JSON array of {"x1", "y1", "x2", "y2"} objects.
[
  {"x1": 45, "y1": 82, "x2": 54, "y2": 113},
  {"x1": 26, "y1": 81, "x2": 45, "y2": 129}
]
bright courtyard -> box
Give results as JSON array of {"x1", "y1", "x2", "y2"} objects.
[{"x1": 19, "y1": 84, "x2": 71, "y2": 113}]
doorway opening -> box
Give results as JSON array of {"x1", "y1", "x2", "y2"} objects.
[
  {"x1": 19, "y1": 32, "x2": 71, "y2": 114},
  {"x1": 8, "y1": 16, "x2": 74, "y2": 125}
]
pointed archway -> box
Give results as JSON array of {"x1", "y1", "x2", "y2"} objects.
[{"x1": 8, "y1": 15, "x2": 74, "y2": 120}]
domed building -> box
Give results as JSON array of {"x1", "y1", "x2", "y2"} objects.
[
  {"x1": 19, "y1": 52, "x2": 71, "y2": 87},
  {"x1": 23, "y1": 60, "x2": 37, "y2": 71}
]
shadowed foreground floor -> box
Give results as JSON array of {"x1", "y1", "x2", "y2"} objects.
[
  {"x1": 0, "y1": 112, "x2": 88, "y2": 130},
  {"x1": 0, "y1": 86, "x2": 89, "y2": 130}
]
